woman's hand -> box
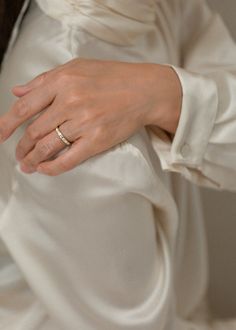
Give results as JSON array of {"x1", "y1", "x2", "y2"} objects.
[{"x1": 0, "y1": 59, "x2": 182, "y2": 176}]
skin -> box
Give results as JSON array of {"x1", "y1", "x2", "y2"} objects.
[{"x1": 0, "y1": 59, "x2": 182, "y2": 176}]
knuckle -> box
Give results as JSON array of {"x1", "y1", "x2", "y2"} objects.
[
  {"x1": 25, "y1": 125, "x2": 40, "y2": 141},
  {"x1": 79, "y1": 108, "x2": 92, "y2": 126},
  {"x1": 37, "y1": 71, "x2": 48, "y2": 84},
  {"x1": 90, "y1": 126, "x2": 107, "y2": 149},
  {"x1": 57, "y1": 72, "x2": 71, "y2": 86},
  {"x1": 36, "y1": 140, "x2": 53, "y2": 157},
  {"x1": 66, "y1": 90, "x2": 79, "y2": 106},
  {"x1": 13, "y1": 97, "x2": 31, "y2": 117},
  {"x1": 93, "y1": 126, "x2": 104, "y2": 139}
]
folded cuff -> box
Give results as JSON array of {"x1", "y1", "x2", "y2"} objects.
[{"x1": 149, "y1": 65, "x2": 218, "y2": 173}]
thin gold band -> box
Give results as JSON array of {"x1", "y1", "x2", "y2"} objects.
[{"x1": 55, "y1": 126, "x2": 71, "y2": 146}]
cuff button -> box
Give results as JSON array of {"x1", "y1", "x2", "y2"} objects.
[{"x1": 180, "y1": 143, "x2": 191, "y2": 158}]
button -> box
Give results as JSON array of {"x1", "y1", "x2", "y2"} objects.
[{"x1": 180, "y1": 143, "x2": 191, "y2": 158}]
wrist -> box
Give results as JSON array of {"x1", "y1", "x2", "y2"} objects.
[{"x1": 144, "y1": 64, "x2": 182, "y2": 135}]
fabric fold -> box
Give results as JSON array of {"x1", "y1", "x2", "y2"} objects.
[{"x1": 36, "y1": 0, "x2": 158, "y2": 45}]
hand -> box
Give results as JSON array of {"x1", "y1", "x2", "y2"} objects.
[{"x1": 0, "y1": 59, "x2": 182, "y2": 176}]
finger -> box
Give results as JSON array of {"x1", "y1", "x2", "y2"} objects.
[
  {"x1": 15, "y1": 105, "x2": 52, "y2": 161},
  {"x1": 0, "y1": 85, "x2": 55, "y2": 143},
  {"x1": 12, "y1": 71, "x2": 50, "y2": 97},
  {"x1": 12, "y1": 63, "x2": 64, "y2": 97},
  {"x1": 16, "y1": 113, "x2": 78, "y2": 161},
  {"x1": 19, "y1": 126, "x2": 73, "y2": 173},
  {"x1": 36, "y1": 137, "x2": 93, "y2": 176},
  {"x1": 15, "y1": 103, "x2": 64, "y2": 161}
]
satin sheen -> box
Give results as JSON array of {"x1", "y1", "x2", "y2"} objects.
[
  {"x1": 0, "y1": 0, "x2": 236, "y2": 329},
  {"x1": 36, "y1": 0, "x2": 158, "y2": 45}
]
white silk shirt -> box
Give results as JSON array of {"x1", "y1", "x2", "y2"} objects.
[{"x1": 0, "y1": 0, "x2": 236, "y2": 329}]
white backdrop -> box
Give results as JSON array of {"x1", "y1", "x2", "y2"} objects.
[{"x1": 203, "y1": 0, "x2": 236, "y2": 318}]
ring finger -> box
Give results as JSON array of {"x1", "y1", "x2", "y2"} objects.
[
  {"x1": 15, "y1": 102, "x2": 67, "y2": 162},
  {"x1": 19, "y1": 121, "x2": 76, "y2": 173}
]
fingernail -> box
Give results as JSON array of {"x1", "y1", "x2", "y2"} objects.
[
  {"x1": 37, "y1": 166, "x2": 44, "y2": 173},
  {"x1": 20, "y1": 163, "x2": 35, "y2": 174}
]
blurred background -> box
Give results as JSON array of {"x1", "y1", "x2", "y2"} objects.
[{"x1": 204, "y1": 0, "x2": 236, "y2": 318}]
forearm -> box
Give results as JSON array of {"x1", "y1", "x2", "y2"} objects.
[{"x1": 144, "y1": 64, "x2": 182, "y2": 135}]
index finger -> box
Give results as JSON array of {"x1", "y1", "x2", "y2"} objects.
[
  {"x1": 12, "y1": 63, "x2": 63, "y2": 97},
  {"x1": 0, "y1": 84, "x2": 55, "y2": 143},
  {"x1": 12, "y1": 71, "x2": 48, "y2": 97}
]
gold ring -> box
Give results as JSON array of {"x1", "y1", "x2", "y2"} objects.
[{"x1": 55, "y1": 126, "x2": 71, "y2": 146}]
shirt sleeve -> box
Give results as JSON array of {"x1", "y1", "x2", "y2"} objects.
[{"x1": 149, "y1": 0, "x2": 236, "y2": 191}]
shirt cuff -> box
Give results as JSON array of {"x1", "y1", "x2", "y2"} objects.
[{"x1": 148, "y1": 65, "x2": 219, "y2": 172}]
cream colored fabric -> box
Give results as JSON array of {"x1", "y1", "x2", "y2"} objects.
[
  {"x1": 0, "y1": 0, "x2": 236, "y2": 329},
  {"x1": 150, "y1": 0, "x2": 236, "y2": 192},
  {"x1": 36, "y1": 0, "x2": 158, "y2": 46}
]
